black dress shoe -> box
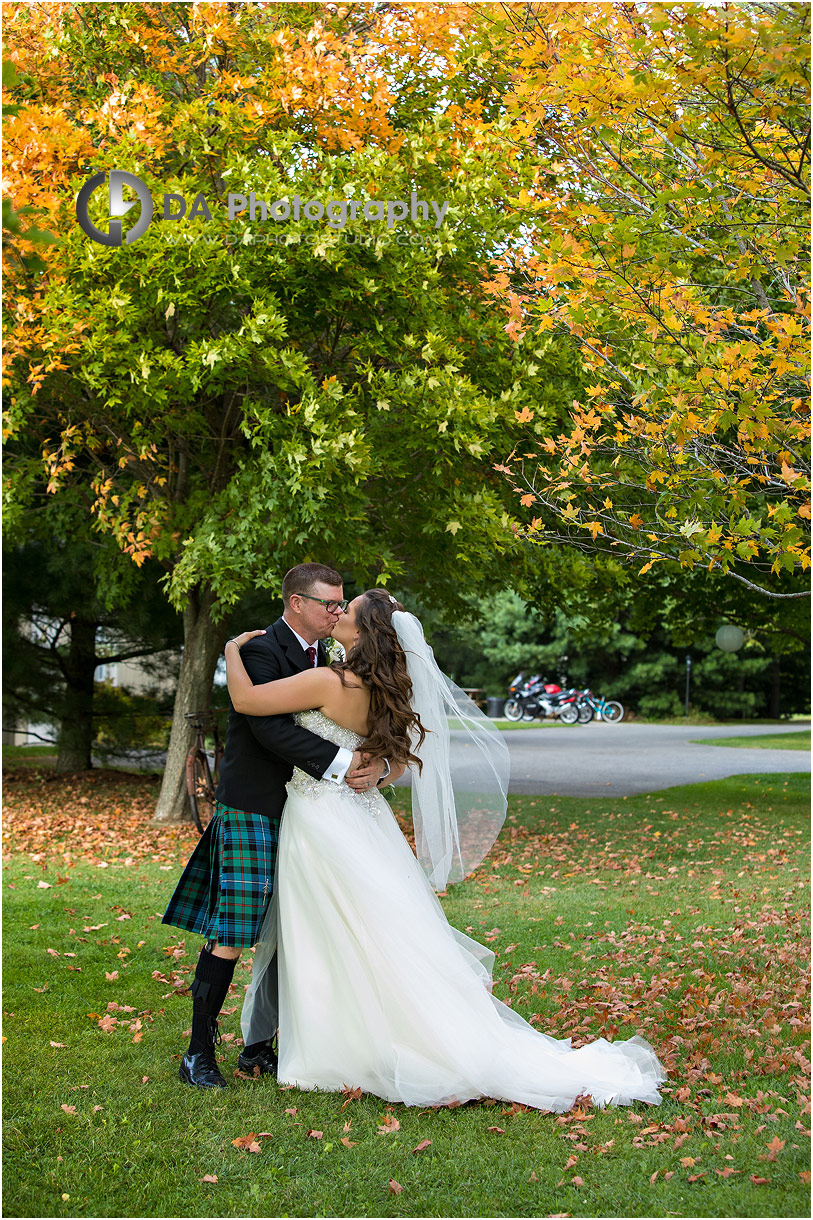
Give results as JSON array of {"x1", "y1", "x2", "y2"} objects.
[
  {"x1": 179, "y1": 1047, "x2": 227, "y2": 1089},
  {"x1": 238, "y1": 1039, "x2": 278, "y2": 1077}
]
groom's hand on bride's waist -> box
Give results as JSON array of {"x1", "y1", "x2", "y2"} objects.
[{"x1": 345, "y1": 752, "x2": 404, "y2": 792}]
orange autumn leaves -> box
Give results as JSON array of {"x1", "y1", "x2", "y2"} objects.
[{"x1": 482, "y1": 2, "x2": 810, "y2": 593}]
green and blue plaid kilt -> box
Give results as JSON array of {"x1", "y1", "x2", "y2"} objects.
[{"x1": 161, "y1": 803, "x2": 279, "y2": 948}]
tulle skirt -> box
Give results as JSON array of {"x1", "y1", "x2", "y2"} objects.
[{"x1": 242, "y1": 783, "x2": 666, "y2": 1110}]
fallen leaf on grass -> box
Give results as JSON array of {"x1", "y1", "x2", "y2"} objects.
[
  {"x1": 799, "y1": 1171, "x2": 811, "y2": 1184},
  {"x1": 307, "y1": 1129, "x2": 323, "y2": 1140},
  {"x1": 340, "y1": 1137, "x2": 358, "y2": 1148},
  {"x1": 285, "y1": 1108, "x2": 298, "y2": 1117},
  {"x1": 412, "y1": 1139, "x2": 432, "y2": 1153},
  {"x1": 763, "y1": 1136, "x2": 785, "y2": 1160},
  {"x1": 750, "y1": 1175, "x2": 769, "y2": 1186},
  {"x1": 60, "y1": 1105, "x2": 76, "y2": 1115},
  {"x1": 105, "y1": 971, "x2": 119, "y2": 981},
  {"x1": 388, "y1": 1180, "x2": 403, "y2": 1195},
  {"x1": 141, "y1": 1076, "x2": 149, "y2": 1084},
  {"x1": 715, "y1": 1168, "x2": 741, "y2": 1178},
  {"x1": 37, "y1": 880, "x2": 52, "y2": 889},
  {"x1": 377, "y1": 1113, "x2": 400, "y2": 1134},
  {"x1": 232, "y1": 1133, "x2": 261, "y2": 1153},
  {"x1": 46, "y1": 948, "x2": 60, "y2": 957},
  {"x1": 487, "y1": 1126, "x2": 506, "y2": 1135},
  {"x1": 93, "y1": 1105, "x2": 104, "y2": 1113},
  {"x1": 564, "y1": 1155, "x2": 578, "y2": 1170},
  {"x1": 571, "y1": 1176, "x2": 584, "y2": 1187},
  {"x1": 341, "y1": 1085, "x2": 363, "y2": 1109},
  {"x1": 50, "y1": 1041, "x2": 65, "y2": 1048},
  {"x1": 97, "y1": 1015, "x2": 117, "y2": 1033},
  {"x1": 687, "y1": 1173, "x2": 705, "y2": 1183},
  {"x1": 201, "y1": 1175, "x2": 218, "y2": 1184}
]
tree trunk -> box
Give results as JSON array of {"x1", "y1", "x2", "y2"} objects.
[
  {"x1": 769, "y1": 656, "x2": 781, "y2": 720},
  {"x1": 56, "y1": 615, "x2": 98, "y2": 771},
  {"x1": 153, "y1": 585, "x2": 229, "y2": 824}
]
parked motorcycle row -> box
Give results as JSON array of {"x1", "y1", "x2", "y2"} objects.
[{"x1": 503, "y1": 673, "x2": 624, "y2": 725}]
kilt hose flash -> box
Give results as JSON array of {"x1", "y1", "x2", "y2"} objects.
[{"x1": 162, "y1": 803, "x2": 279, "y2": 947}]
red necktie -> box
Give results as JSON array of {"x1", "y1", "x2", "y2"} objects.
[{"x1": 306, "y1": 646, "x2": 317, "y2": 667}]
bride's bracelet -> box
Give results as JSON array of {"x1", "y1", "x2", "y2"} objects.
[{"x1": 226, "y1": 638, "x2": 241, "y2": 651}]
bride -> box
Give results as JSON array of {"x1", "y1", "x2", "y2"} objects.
[{"x1": 224, "y1": 589, "x2": 665, "y2": 1111}]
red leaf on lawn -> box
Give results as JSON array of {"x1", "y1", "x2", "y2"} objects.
[
  {"x1": 715, "y1": 1168, "x2": 741, "y2": 1178},
  {"x1": 47, "y1": 948, "x2": 60, "y2": 957},
  {"x1": 60, "y1": 1104, "x2": 76, "y2": 1115},
  {"x1": 50, "y1": 1041, "x2": 65, "y2": 1048},
  {"x1": 412, "y1": 1139, "x2": 432, "y2": 1153},
  {"x1": 688, "y1": 1173, "x2": 705, "y2": 1183},
  {"x1": 97, "y1": 1015, "x2": 117, "y2": 1033},
  {"x1": 572, "y1": 1176, "x2": 584, "y2": 1187},
  {"x1": 487, "y1": 1126, "x2": 506, "y2": 1135},
  {"x1": 307, "y1": 1129, "x2": 323, "y2": 1140},
  {"x1": 798, "y1": 1171, "x2": 811, "y2": 1184},
  {"x1": 341, "y1": 1084, "x2": 363, "y2": 1110},
  {"x1": 93, "y1": 1105, "x2": 104, "y2": 1112},
  {"x1": 285, "y1": 1108, "x2": 298, "y2": 1117},
  {"x1": 201, "y1": 1175, "x2": 218, "y2": 1184},
  {"x1": 764, "y1": 1136, "x2": 785, "y2": 1160},
  {"x1": 750, "y1": 1175, "x2": 769, "y2": 1186},
  {"x1": 343, "y1": 1121, "x2": 352, "y2": 1133},
  {"x1": 340, "y1": 1137, "x2": 358, "y2": 1148},
  {"x1": 388, "y1": 1180, "x2": 403, "y2": 1195},
  {"x1": 105, "y1": 971, "x2": 119, "y2": 981},
  {"x1": 141, "y1": 1076, "x2": 149, "y2": 1083},
  {"x1": 377, "y1": 1113, "x2": 400, "y2": 1134},
  {"x1": 37, "y1": 880, "x2": 52, "y2": 889},
  {"x1": 564, "y1": 1155, "x2": 578, "y2": 1170}
]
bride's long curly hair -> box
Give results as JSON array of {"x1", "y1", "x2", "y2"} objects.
[{"x1": 332, "y1": 589, "x2": 426, "y2": 769}]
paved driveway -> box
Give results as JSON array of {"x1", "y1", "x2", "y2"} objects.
[{"x1": 500, "y1": 721, "x2": 810, "y2": 797}]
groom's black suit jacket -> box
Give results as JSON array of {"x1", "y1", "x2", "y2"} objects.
[{"x1": 215, "y1": 617, "x2": 340, "y2": 820}]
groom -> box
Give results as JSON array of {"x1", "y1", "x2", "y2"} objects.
[{"x1": 162, "y1": 563, "x2": 391, "y2": 1088}]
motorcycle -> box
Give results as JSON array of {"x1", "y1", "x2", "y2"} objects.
[{"x1": 504, "y1": 673, "x2": 583, "y2": 723}]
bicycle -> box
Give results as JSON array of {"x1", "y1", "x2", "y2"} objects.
[
  {"x1": 576, "y1": 690, "x2": 624, "y2": 723},
  {"x1": 185, "y1": 711, "x2": 224, "y2": 833}
]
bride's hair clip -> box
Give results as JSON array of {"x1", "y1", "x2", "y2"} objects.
[{"x1": 389, "y1": 595, "x2": 398, "y2": 605}]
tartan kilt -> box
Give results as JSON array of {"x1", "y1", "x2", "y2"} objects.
[{"x1": 161, "y1": 803, "x2": 279, "y2": 948}]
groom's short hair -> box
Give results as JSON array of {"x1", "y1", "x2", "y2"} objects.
[{"x1": 282, "y1": 563, "x2": 342, "y2": 607}]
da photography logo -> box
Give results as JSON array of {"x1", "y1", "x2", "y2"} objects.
[{"x1": 76, "y1": 170, "x2": 153, "y2": 246}]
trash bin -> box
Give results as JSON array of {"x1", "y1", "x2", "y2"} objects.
[{"x1": 486, "y1": 697, "x2": 505, "y2": 719}]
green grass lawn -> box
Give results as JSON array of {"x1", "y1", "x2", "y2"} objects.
[
  {"x1": 691, "y1": 731, "x2": 811, "y2": 751},
  {"x1": 2, "y1": 767, "x2": 810, "y2": 1218}
]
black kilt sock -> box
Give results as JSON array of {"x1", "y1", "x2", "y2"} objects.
[{"x1": 188, "y1": 945, "x2": 237, "y2": 1055}]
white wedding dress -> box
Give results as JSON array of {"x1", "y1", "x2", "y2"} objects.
[{"x1": 242, "y1": 711, "x2": 666, "y2": 1111}]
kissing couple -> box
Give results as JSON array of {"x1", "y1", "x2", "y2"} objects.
[{"x1": 163, "y1": 563, "x2": 665, "y2": 1110}]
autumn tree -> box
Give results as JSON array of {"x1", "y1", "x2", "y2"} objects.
[
  {"x1": 474, "y1": 1, "x2": 810, "y2": 598},
  {"x1": 3, "y1": 2, "x2": 579, "y2": 819}
]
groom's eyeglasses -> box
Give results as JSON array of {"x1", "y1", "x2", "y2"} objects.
[{"x1": 299, "y1": 594, "x2": 348, "y2": 614}]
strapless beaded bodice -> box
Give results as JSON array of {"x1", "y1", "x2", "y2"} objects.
[{"x1": 288, "y1": 710, "x2": 381, "y2": 816}]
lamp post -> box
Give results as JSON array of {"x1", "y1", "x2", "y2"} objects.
[{"x1": 684, "y1": 654, "x2": 692, "y2": 716}]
